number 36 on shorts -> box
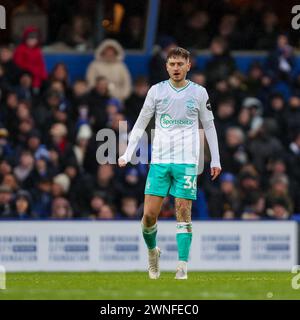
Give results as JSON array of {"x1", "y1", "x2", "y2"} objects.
[{"x1": 183, "y1": 176, "x2": 197, "y2": 189}]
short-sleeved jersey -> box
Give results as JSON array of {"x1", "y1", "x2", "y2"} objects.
[{"x1": 143, "y1": 80, "x2": 214, "y2": 164}]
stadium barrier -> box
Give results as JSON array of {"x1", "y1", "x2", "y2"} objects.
[
  {"x1": 0, "y1": 221, "x2": 298, "y2": 271},
  {"x1": 43, "y1": 52, "x2": 277, "y2": 82}
]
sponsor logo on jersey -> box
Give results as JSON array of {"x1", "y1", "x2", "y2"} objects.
[{"x1": 160, "y1": 114, "x2": 193, "y2": 128}]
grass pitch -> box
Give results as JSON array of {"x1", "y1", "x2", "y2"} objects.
[{"x1": 0, "y1": 272, "x2": 299, "y2": 300}]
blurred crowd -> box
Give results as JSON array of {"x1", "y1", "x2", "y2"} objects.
[
  {"x1": 0, "y1": 9, "x2": 300, "y2": 220},
  {"x1": 158, "y1": 0, "x2": 298, "y2": 51},
  {"x1": 1, "y1": 0, "x2": 297, "y2": 51}
]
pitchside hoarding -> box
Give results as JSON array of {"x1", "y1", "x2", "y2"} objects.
[{"x1": 0, "y1": 221, "x2": 298, "y2": 271}]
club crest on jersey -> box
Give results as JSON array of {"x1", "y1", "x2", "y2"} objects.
[
  {"x1": 162, "y1": 97, "x2": 170, "y2": 105},
  {"x1": 186, "y1": 98, "x2": 196, "y2": 109}
]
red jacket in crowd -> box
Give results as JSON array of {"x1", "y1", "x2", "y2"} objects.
[{"x1": 13, "y1": 26, "x2": 48, "y2": 88}]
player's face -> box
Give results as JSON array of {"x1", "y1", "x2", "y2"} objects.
[{"x1": 166, "y1": 56, "x2": 191, "y2": 82}]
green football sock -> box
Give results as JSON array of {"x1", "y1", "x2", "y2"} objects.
[
  {"x1": 142, "y1": 223, "x2": 157, "y2": 250},
  {"x1": 176, "y1": 222, "x2": 192, "y2": 262}
]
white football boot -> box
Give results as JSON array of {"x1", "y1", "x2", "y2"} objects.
[
  {"x1": 175, "y1": 261, "x2": 188, "y2": 280},
  {"x1": 148, "y1": 247, "x2": 161, "y2": 279}
]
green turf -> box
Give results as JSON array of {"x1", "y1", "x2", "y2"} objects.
[{"x1": 0, "y1": 272, "x2": 299, "y2": 300}]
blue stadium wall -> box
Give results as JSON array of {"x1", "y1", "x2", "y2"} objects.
[{"x1": 44, "y1": 53, "x2": 293, "y2": 83}]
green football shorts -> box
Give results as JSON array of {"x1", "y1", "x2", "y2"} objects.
[{"x1": 144, "y1": 163, "x2": 198, "y2": 200}]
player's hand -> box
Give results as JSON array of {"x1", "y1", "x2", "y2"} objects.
[
  {"x1": 211, "y1": 167, "x2": 221, "y2": 181},
  {"x1": 118, "y1": 156, "x2": 127, "y2": 167}
]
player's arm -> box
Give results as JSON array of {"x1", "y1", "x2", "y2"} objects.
[
  {"x1": 198, "y1": 89, "x2": 222, "y2": 180},
  {"x1": 202, "y1": 119, "x2": 221, "y2": 180},
  {"x1": 118, "y1": 86, "x2": 156, "y2": 167}
]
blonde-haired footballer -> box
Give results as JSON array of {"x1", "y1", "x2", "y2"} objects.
[{"x1": 119, "y1": 47, "x2": 221, "y2": 280}]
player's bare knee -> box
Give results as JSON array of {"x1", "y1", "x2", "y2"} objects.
[{"x1": 143, "y1": 212, "x2": 157, "y2": 227}]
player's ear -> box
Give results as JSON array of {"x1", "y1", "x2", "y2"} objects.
[{"x1": 187, "y1": 60, "x2": 191, "y2": 71}]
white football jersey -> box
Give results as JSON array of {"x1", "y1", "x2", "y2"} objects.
[{"x1": 124, "y1": 79, "x2": 214, "y2": 164}]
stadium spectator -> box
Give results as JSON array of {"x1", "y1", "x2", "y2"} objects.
[
  {"x1": 149, "y1": 35, "x2": 177, "y2": 85},
  {"x1": 0, "y1": 160, "x2": 13, "y2": 178},
  {"x1": 65, "y1": 124, "x2": 93, "y2": 170},
  {"x1": 240, "y1": 192, "x2": 266, "y2": 220},
  {"x1": 288, "y1": 131, "x2": 300, "y2": 185},
  {"x1": 0, "y1": 128, "x2": 14, "y2": 160},
  {"x1": 105, "y1": 98, "x2": 123, "y2": 128},
  {"x1": 93, "y1": 164, "x2": 121, "y2": 205},
  {"x1": 247, "y1": 119, "x2": 284, "y2": 173},
  {"x1": 31, "y1": 177, "x2": 52, "y2": 218},
  {"x1": 96, "y1": 204, "x2": 116, "y2": 220},
  {"x1": 57, "y1": 15, "x2": 92, "y2": 51},
  {"x1": 26, "y1": 130, "x2": 46, "y2": 160},
  {"x1": 10, "y1": 190, "x2": 32, "y2": 219},
  {"x1": 286, "y1": 96, "x2": 300, "y2": 141},
  {"x1": 89, "y1": 191, "x2": 107, "y2": 219},
  {"x1": 205, "y1": 37, "x2": 236, "y2": 87},
  {"x1": 52, "y1": 173, "x2": 70, "y2": 198},
  {"x1": 87, "y1": 76, "x2": 110, "y2": 131},
  {"x1": 255, "y1": 10, "x2": 280, "y2": 50},
  {"x1": 72, "y1": 79, "x2": 89, "y2": 106},
  {"x1": 16, "y1": 72, "x2": 34, "y2": 101},
  {"x1": 119, "y1": 167, "x2": 144, "y2": 204},
  {"x1": 62, "y1": 161, "x2": 86, "y2": 214},
  {"x1": 13, "y1": 150, "x2": 34, "y2": 184},
  {"x1": 48, "y1": 123, "x2": 70, "y2": 158},
  {"x1": 124, "y1": 76, "x2": 150, "y2": 125},
  {"x1": 220, "y1": 127, "x2": 248, "y2": 174},
  {"x1": 33, "y1": 90, "x2": 59, "y2": 133},
  {"x1": 0, "y1": 185, "x2": 14, "y2": 218},
  {"x1": 2, "y1": 91, "x2": 19, "y2": 135},
  {"x1": 24, "y1": 156, "x2": 51, "y2": 190},
  {"x1": 0, "y1": 46, "x2": 22, "y2": 86},
  {"x1": 266, "y1": 34, "x2": 295, "y2": 82},
  {"x1": 216, "y1": 14, "x2": 242, "y2": 50},
  {"x1": 236, "y1": 108, "x2": 251, "y2": 135},
  {"x1": 174, "y1": 10, "x2": 211, "y2": 49},
  {"x1": 10, "y1": 0, "x2": 48, "y2": 44},
  {"x1": 13, "y1": 26, "x2": 48, "y2": 91},
  {"x1": 240, "y1": 97, "x2": 264, "y2": 138},
  {"x1": 47, "y1": 63, "x2": 70, "y2": 91},
  {"x1": 119, "y1": 15, "x2": 145, "y2": 49},
  {"x1": 265, "y1": 174, "x2": 293, "y2": 219},
  {"x1": 264, "y1": 93, "x2": 288, "y2": 144},
  {"x1": 86, "y1": 39, "x2": 132, "y2": 101},
  {"x1": 236, "y1": 171, "x2": 261, "y2": 218},
  {"x1": 208, "y1": 173, "x2": 240, "y2": 219},
  {"x1": 245, "y1": 62, "x2": 264, "y2": 96},
  {"x1": 190, "y1": 72, "x2": 206, "y2": 87},
  {"x1": 266, "y1": 198, "x2": 291, "y2": 219},
  {"x1": 214, "y1": 97, "x2": 236, "y2": 141},
  {"x1": 51, "y1": 196, "x2": 73, "y2": 219},
  {"x1": 120, "y1": 196, "x2": 139, "y2": 219},
  {"x1": 2, "y1": 173, "x2": 19, "y2": 193}
]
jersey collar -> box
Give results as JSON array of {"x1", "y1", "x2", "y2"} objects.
[{"x1": 168, "y1": 79, "x2": 191, "y2": 92}]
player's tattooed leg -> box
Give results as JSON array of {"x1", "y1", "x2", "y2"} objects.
[
  {"x1": 175, "y1": 198, "x2": 192, "y2": 226},
  {"x1": 175, "y1": 198, "x2": 192, "y2": 273}
]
